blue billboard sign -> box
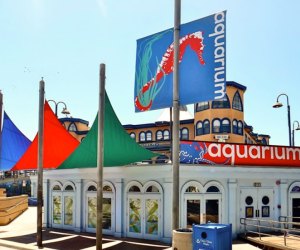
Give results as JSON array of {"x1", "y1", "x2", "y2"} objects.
[{"x1": 134, "y1": 11, "x2": 226, "y2": 112}]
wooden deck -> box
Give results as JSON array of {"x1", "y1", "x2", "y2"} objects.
[{"x1": 242, "y1": 234, "x2": 300, "y2": 250}]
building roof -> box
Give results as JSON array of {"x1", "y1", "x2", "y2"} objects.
[{"x1": 226, "y1": 81, "x2": 247, "y2": 91}]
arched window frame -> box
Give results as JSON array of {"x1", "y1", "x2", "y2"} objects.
[
  {"x1": 139, "y1": 131, "x2": 146, "y2": 142},
  {"x1": 146, "y1": 131, "x2": 152, "y2": 141},
  {"x1": 195, "y1": 101, "x2": 209, "y2": 112},
  {"x1": 238, "y1": 121, "x2": 244, "y2": 135},
  {"x1": 130, "y1": 132, "x2": 136, "y2": 140},
  {"x1": 68, "y1": 123, "x2": 77, "y2": 132},
  {"x1": 203, "y1": 119, "x2": 210, "y2": 134},
  {"x1": 221, "y1": 118, "x2": 231, "y2": 133},
  {"x1": 232, "y1": 119, "x2": 238, "y2": 134},
  {"x1": 232, "y1": 91, "x2": 243, "y2": 111},
  {"x1": 212, "y1": 118, "x2": 221, "y2": 133},
  {"x1": 212, "y1": 94, "x2": 230, "y2": 109},
  {"x1": 196, "y1": 121, "x2": 203, "y2": 136},
  {"x1": 181, "y1": 127, "x2": 189, "y2": 140},
  {"x1": 163, "y1": 130, "x2": 170, "y2": 140},
  {"x1": 156, "y1": 130, "x2": 163, "y2": 141}
]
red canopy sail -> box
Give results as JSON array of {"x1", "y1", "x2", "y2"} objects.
[{"x1": 11, "y1": 101, "x2": 80, "y2": 170}]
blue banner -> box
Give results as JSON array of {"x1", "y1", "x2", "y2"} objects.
[{"x1": 134, "y1": 11, "x2": 226, "y2": 112}]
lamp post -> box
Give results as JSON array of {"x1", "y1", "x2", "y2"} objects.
[
  {"x1": 292, "y1": 121, "x2": 300, "y2": 146},
  {"x1": 48, "y1": 100, "x2": 70, "y2": 117},
  {"x1": 273, "y1": 93, "x2": 292, "y2": 146}
]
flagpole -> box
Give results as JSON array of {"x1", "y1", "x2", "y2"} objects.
[
  {"x1": 96, "y1": 64, "x2": 105, "y2": 250},
  {"x1": 172, "y1": 0, "x2": 180, "y2": 231},
  {"x1": 0, "y1": 91, "x2": 3, "y2": 171},
  {"x1": 37, "y1": 78, "x2": 45, "y2": 248}
]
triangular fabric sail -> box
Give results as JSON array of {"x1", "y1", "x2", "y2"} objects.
[
  {"x1": 11, "y1": 101, "x2": 80, "y2": 170},
  {"x1": 0, "y1": 112, "x2": 31, "y2": 171},
  {"x1": 58, "y1": 92, "x2": 157, "y2": 169}
]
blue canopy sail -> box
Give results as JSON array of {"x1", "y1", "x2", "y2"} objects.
[{"x1": 0, "y1": 112, "x2": 31, "y2": 171}]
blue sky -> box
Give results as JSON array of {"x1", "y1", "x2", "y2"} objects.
[{"x1": 1, "y1": 0, "x2": 300, "y2": 146}]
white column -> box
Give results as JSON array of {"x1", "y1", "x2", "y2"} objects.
[
  {"x1": 114, "y1": 179, "x2": 123, "y2": 238},
  {"x1": 280, "y1": 179, "x2": 288, "y2": 218},
  {"x1": 228, "y1": 179, "x2": 238, "y2": 239},
  {"x1": 43, "y1": 179, "x2": 49, "y2": 227},
  {"x1": 162, "y1": 179, "x2": 172, "y2": 243},
  {"x1": 75, "y1": 179, "x2": 83, "y2": 232}
]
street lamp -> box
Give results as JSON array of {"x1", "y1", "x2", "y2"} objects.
[
  {"x1": 292, "y1": 121, "x2": 300, "y2": 146},
  {"x1": 48, "y1": 100, "x2": 70, "y2": 117},
  {"x1": 272, "y1": 93, "x2": 292, "y2": 146}
]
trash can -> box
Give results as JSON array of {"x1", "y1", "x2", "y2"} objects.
[
  {"x1": 172, "y1": 228, "x2": 193, "y2": 250},
  {"x1": 192, "y1": 223, "x2": 232, "y2": 250}
]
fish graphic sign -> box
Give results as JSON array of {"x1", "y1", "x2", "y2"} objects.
[{"x1": 134, "y1": 11, "x2": 226, "y2": 112}]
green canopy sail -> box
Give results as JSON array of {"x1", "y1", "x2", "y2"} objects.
[{"x1": 58, "y1": 93, "x2": 158, "y2": 169}]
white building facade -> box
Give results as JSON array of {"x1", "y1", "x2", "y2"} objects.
[{"x1": 31, "y1": 164, "x2": 300, "y2": 243}]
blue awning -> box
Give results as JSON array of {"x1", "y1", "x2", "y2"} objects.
[{"x1": 0, "y1": 112, "x2": 31, "y2": 171}]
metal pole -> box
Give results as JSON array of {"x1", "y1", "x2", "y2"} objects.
[
  {"x1": 169, "y1": 107, "x2": 172, "y2": 162},
  {"x1": 37, "y1": 78, "x2": 45, "y2": 248},
  {"x1": 292, "y1": 128, "x2": 295, "y2": 147},
  {"x1": 172, "y1": 0, "x2": 180, "y2": 231},
  {"x1": 0, "y1": 91, "x2": 3, "y2": 171},
  {"x1": 287, "y1": 104, "x2": 292, "y2": 146},
  {"x1": 96, "y1": 64, "x2": 105, "y2": 250}
]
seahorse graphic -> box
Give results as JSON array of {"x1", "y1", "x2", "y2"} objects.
[{"x1": 135, "y1": 31, "x2": 205, "y2": 111}]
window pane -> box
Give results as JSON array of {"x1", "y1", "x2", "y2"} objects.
[
  {"x1": 140, "y1": 132, "x2": 145, "y2": 142},
  {"x1": 146, "y1": 132, "x2": 152, "y2": 141},
  {"x1": 233, "y1": 91, "x2": 243, "y2": 111},
  {"x1": 146, "y1": 185, "x2": 160, "y2": 193},
  {"x1": 129, "y1": 198, "x2": 142, "y2": 233},
  {"x1": 145, "y1": 199, "x2": 159, "y2": 235},
  {"x1": 203, "y1": 121, "x2": 210, "y2": 134},
  {"x1": 213, "y1": 120, "x2": 221, "y2": 133},
  {"x1": 187, "y1": 199, "x2": 200, "y2": 228},
  {"x1": 129, "y1": 186, "x2": 141, "y2": 192},
  {"x1": 88, "y1": 185, "x2": 97, "y2": 192},
  {"x1": 130, "y1": 133, "x2": 136, "y2": 139},
  {"x1": 64, "y1": 196, "x2": 73, "y2": 225},
  {"x1": 196, "y1": 102, "x2": 209, "y2": 112},
  {"x1": 163, "y1": 130, "x2": 170, "y2": 140},
  {"x1": 156, "y1": 131, "x2": 163, "y2": 140}
]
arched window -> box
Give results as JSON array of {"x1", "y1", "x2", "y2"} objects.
[
  {"x1": 206, "y1": 186, "x2": 220, "y2": 193},
  {"x1": 196, "y1": 101, "x2": 209, "y2": 112},
  {"x1": 146, "y1": 131, "x2": 152, "y2": 141},
  {"x1": 181, "y1": 128, "x2": 189, "y2": 140},
  {"x1": 130, "y1": 132, "x2": 136, "y2": 140},
  {"x1": 146, "y1": 185, "x2": 160, "y2": 193},
  {"x1": 196, "y1": 121, "x2": 203, "y2": 136},
  {"x1": 163, "y1": 130, "x2": 170, "y2": 140},
  {"x1": 87, "y1": 185, "x2": 97, "y2": 191},
  {"x1": 261, "y1": 138, "x2": 267, "y2": 145},
  {"x1": 129, "y1": 185, "x2": 141, "y2": 192},
  {"x1": 68, "y1": 123, "x2": 77, "y2": 132},
  {"x1": 203, "y1": 120, "x2": 210, "y2": 134},
  {"x1": 64, "y1": 185, "x2": 74, "y2": 191},
  {"x1": 232, "y1": 91, "x2": 243, "y2": 111},
  {"x1": 139, "y1": 132, "x2": 146, "y2": 142},
  {"x1": 103, "y1": 185, "x2": 113, "y2": 192},
  {"x1": 232, "y1": 120, "x2": 238, "y2": 134},
  {"x1": 212, "y1": 94, "x2": 230, "y2": 109},
  {"x1": 52, "y1": 185, "x2": 61, "y2": 191},
  {"x1": 156, "y1": 130, "x2": 163, "y2": 141},
  {"x1": 221, "y1": 118, "x2": 231, "y2": 133},
  {"x1": 212, "y1": 119, "x2": 221, "y2": 133},
  {"x1": 185, "y1": 186, "x2": 200, "y2": 193},
  {"x1": 238, "y1": 121, "x2": 243, "y2": 135}
]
